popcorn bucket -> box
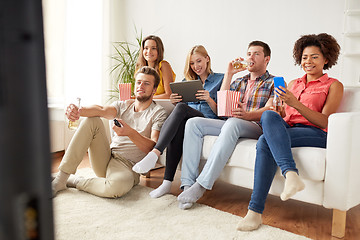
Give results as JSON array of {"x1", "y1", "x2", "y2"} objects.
[
  {"x1": 217, "y1": 90, "x2": 242, "y2": 117},
  {"x1": 119, "y1": 83, "x2": 132, "y2": 101}
]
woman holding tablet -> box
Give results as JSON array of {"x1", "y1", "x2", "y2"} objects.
[
  {"x1": 135, "y1": 35, "x2": 176, "y2": 99},
  {"x1": 132, "y1": 45, "x2": 224, "y2": 199}
]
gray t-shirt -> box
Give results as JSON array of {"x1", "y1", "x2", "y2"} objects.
[{"x1": 110, "y1": 100, "x2": 167, "y2": 163}]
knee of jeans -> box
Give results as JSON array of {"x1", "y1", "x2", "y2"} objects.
[
  {"x1": 256, "y1": 135, "x2": 268, "y2": 150},
  {"x1": 221, "y1": 118, "x2": 242, "y2": 134},
  {"x1": 260, "y1": 110, "x2": 279, "y2": 125},
  {"x1": 185, "y1": 117, "x2": 204, "y2": 137}
]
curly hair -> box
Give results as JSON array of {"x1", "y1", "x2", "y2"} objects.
[{"x1": 293, "y1": 33, "x2": 340, "y2": 70}]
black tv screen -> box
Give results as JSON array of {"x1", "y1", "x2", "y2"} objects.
[{"x1": 0, "y1": 0, "x2": 54, "y2": 239}]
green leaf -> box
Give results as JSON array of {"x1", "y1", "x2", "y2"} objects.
[{"x1": 107, "y1": 28, "x2": 143, "y2": 102}]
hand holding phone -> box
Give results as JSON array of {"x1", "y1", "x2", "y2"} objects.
[
  {"x1": 274, "y1": 77, "x2": 286, "y2": 93},
  {"x1": 113, "y1": 119, "x2": 122, "y2": 127}
]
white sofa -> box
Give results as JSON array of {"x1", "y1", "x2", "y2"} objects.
[{"x1": 158, "y1": 86, "x2": 360, "y2": 238}]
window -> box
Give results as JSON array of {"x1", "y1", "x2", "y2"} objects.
[{"x1": 43, "y1": 0, "x2": 105, "y2": 108}]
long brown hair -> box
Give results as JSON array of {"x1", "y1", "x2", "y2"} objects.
[{"x1": 136, "y1": 35, "x2": 164, "y2": 72}]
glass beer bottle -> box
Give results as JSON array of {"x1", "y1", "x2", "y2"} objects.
[
  {"x1": 273, "y1": 94, "x2": 282, "y2": 112},
  {"x1": 68, "y1": 97, "x2": 81, "y2": 130},
  {"x1": 232, "y1": 59, "x2": 247, "y2": 70}
]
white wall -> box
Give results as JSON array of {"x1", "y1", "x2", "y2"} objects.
[{"x1": 111, "y1": 0, "x2": 349, "y2": 85}]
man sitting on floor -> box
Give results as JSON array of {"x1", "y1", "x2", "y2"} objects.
[{"x1": 52, "y1": 66, "x2": 167, "y2": 198}]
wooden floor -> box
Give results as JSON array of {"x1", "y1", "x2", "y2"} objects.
[{"x1": 52, "y1": 152, "x2": 360, "y2": 240}]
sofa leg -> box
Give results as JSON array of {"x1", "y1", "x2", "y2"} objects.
[
  {"x1": 141, "y1": 172, "x2": 151, "y2": 178},
  {"x1": 331, "y1": 209, "x2": 346, "y2": 238}
]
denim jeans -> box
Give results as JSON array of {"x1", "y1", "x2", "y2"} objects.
[
  {"x1": 249, "y1": 110, "x2": 327, "y2": 214},
  {"x1": 181, "y1": 117, "x2": 262, "y2": 189}
]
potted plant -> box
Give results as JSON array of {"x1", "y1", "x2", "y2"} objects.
[{"x1": 108, "y1": 30, "x2": 143, "y2": 102}]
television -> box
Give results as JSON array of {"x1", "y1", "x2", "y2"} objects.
[{"x1": 0, "y1": 0, "x2": 54, "y2": 239}]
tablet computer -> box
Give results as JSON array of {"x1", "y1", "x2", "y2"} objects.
[{"x1": 170, "y1": 80, "x2": 204, "y2": 102}]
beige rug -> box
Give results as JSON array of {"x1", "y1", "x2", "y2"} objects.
[{"x1": 53, "y1": 168, "x2": 310, "y2": 240}]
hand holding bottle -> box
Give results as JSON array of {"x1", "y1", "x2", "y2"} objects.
[
  {"x1": 227, "y1": 58, "x2": 247, "y2": 76},
  {"x1": 271, "y1": 77, "x2": 286, "y2": 115},
  {"x1": 67, "y1": 97, "x2": 81, "y2": 130},
  {"x1": 232, "y1": 58, "x2": 248, "y2": 70}
]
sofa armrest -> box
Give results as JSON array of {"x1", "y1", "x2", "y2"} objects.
[{"x1": 323, "y1": 112, "x2": 360, "y2": 210}]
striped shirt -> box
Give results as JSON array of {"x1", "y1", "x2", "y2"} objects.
[{"x1": 230, "y1": 70, "x2": 275, "y2": 112}]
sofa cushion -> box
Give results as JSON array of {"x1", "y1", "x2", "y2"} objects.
[
  {"x1": 291, "y1": 147, "x2": 326, "y2": 181},
  {"x1": 201, "y1": 135, "x2": 326, "y2": 181}
]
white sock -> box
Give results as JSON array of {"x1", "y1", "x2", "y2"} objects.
[
  {"x1": 149, "y1": 180, "x2": 172, "y2": 198},
  {"x1": 237, "y1": 210, "x2": 262, "y2": 231},
  {"x1": 67, "y1": 175, "x2": 84, "y2": 188},
  {"x1": 177, "y1": 182, "x2": 206, "y2": 203},
  {"x1": 178, "y1": 202, "x2": 193, "y2": 210},
  {"x1": 132, "y1": 151, "x2": 158, "y2": 174},
  {"x1": 51, "y1": 170, "x2": 70, "y2": 196},
  {"x1": 178, "y1": 185, "x2": 193, "y2": 209},
  {"x1": 280, "y1": 171, "x2": 305, "y2": 201}
]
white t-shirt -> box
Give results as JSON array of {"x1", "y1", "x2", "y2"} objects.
[{"x1": 110, "y1": 100, "x2": 167, "y2": 163}]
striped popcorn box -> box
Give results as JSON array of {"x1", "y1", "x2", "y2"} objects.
[
  {"x1": 217, "y1": 90, "x2": 242, "y2": 117},
  {"x1": 118, "y1": 83, "x2": 132, "y2": 101}
]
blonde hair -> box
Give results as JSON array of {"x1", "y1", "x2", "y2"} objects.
[
  {"x1": 184, "y1": 45, "x2": 212, "y2": 81},
  {"x1": 136, "y1": 35, "x2": 164, "y2": 73}
]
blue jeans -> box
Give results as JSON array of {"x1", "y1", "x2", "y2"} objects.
[
  {"x1": 249, "y1": 110, "x2": 327, "y2": 214},
  {"x1": 181, "y1": 117, "x2": 263, "y2": 189}
]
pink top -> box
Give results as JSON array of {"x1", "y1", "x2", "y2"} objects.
[
  {"x1": 242, "y1": 79, "x2": 256, "y2": 106},
  {"x1": 283, "y1": 73, "x2": 338, "y2": 131}
]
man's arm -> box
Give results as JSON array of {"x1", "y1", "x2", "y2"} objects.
[
  {"x1": 66, "y1": 104, "x2": 117, "y2": 121},
  {"x1": 112, "y1": 119, "x2": 160, "y2": 153},
  {"x1": 232, "y1": 98, "x2": 273, "y2": 121},
  {"x1": 79, "y1": 105, "x2": 117, "y2": 119},
  {"x1": 220, "y1": 60, "x2": 245, "y2": 91}
]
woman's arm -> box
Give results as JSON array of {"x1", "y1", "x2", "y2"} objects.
[
  {"x1": 279, "y1": 80, "x2": 344, "y2": 129},
  {"x1": 153, "y1": 61, "x2": 174, "y2": 99},
  {"x1": 195, "y1": 90, "x2": 217, "y2": 114}
]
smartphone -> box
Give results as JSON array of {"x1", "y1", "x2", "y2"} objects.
[
  {"x1": 273, "y1": 77, "x2": 286, "y2": 93},
  {"x1": 113, "y1": 119, "x2": 122, "y2": 127}
]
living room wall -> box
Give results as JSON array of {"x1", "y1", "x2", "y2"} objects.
[{"x1": 109, "y1": 0, "x2": 349, "y2": 85}]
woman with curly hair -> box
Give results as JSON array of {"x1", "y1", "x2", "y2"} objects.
[
  {"x1": 237, "y1": 33, "x2": 344, "y2": 231},
  {"x1": 136, "y1": 35, "x2": 175, "y2": 99}
]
